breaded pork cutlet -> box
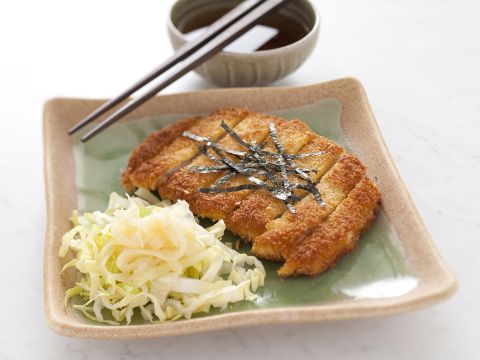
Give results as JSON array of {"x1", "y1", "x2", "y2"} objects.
[
  {"x1": 192, "y1": 119, "x2": 315, "y2": 221},
  {"x1": 122, "y1": 108, "x2": 382, "y2": 277},
  {"x1": 226, "y1": 136, "x2": 344, "y2": 241},
  {"x1": 159, "y1": 113, "x2": 281, "y2": 205},
  {"x1": 252, "y1": 154, "x2": 366, "y2": 261},
  {"x1": 279, "y1": 178, "x2": 381, "y2": 276},
  {"x1": 122, "y1": 116, "x2": 201, "y2": 192},
  {"x1": 125, "y1": 108, "x2": 252, "y2": 191}
]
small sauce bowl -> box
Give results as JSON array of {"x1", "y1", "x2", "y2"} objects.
[{"x1": 168, "y1": 0, "x2": 320, "y2": 87}]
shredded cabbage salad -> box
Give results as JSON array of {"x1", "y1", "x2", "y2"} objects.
[{"x1": 59, "y1": 190, "x2": 265, "y2": 325}]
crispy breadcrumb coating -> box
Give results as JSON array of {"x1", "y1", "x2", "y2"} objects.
[
  {"x1": 252, "y1": 154, "x2": 366, "y2": 260},
  {"x1": 128, "y1": 108, "x2": 251, "y2": 190},
  {"x1": 159, "y1": 113, "x2": 280, "y2": 207},
  {"x1": 193, "y1": 119, "x2": 314, "y2": 220},
  {"x1": 122, "y1": 109, "x2": 382, "y2": 276},
  {"x1": 122, "y1": 116, "x2": 200, "y2": 192},
  {"x1": 279, "y1": 178, "x2": 381, "y2": 276},
  {"x1": 226, "y1": 136, "x2": 343, "y2": 241}
]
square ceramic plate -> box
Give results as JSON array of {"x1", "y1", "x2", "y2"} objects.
[{"x1": 43, "y1": 78, "x2": 456, "y2": 339}]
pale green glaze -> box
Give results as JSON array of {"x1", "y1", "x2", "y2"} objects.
[{"x1": 72, "y1": 99, "x2": 417, "y2": 324}]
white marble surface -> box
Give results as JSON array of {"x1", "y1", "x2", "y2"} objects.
[{"x1": 1, "y1": 0, "x2": 479, "y2": 358}]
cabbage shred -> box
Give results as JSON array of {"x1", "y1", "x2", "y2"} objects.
[{"x1": 59, "y1": 192, "x2": 265, "y2": 325}]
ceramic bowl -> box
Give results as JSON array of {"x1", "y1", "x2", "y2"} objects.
[{"x1": 167, "y1": 0, "x2": 320, "y2": 87}]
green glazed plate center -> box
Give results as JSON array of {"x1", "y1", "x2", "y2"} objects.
[{"x1": 72, "y1": 99, "x2": 417, "y2": 324}]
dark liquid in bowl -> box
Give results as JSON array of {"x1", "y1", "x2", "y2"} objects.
[{"x1": 182, "y1": 8, "x2": 309, "y2": 52}]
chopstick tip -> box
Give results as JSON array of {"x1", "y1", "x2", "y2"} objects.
[
  {"x1": 68, "y1": 118, "x2": 89, "y2": 135},
  {"x1": 80, "y1": 131, "x2": 94, "y2": 143}
]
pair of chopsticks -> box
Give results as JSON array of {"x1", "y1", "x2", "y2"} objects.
[{"x1": 69, "y1": 0, "x2": 292, "y2": 142}]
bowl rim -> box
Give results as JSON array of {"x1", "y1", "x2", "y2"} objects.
[{"x1": 167, "y1": 0, "x2": 321, "y2": 57}]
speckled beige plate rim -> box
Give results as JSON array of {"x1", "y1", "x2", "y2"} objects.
[{"x1": 43, "y1": 78, "x2": 457, "y2": 339}]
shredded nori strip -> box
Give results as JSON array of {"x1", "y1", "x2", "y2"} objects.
[
  {"x1": 269, "y1": 122, "x2": 292, "y2": 200},
  {"x1": 199, "y1": 184, "x2": 264, "y2": 193},
  {"x1": 182, "y1": 121, "x2": 325, "y2": 212},
  {"x1": 211, "y1": 172, "x2": 236, "y2": 189}
]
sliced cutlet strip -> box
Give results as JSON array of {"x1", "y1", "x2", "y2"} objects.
[
  {"x1": 252, "y1": 153, "x2": 366, "y2": 261},
  {"x1": 127, "y1": 108, "x2": 252, "y2": 190},
  {"x1": 279, "y1": 178, "x2": 381, "y2": 276},
  {"x1": 122, "y1": 116, "x2": 201, "y2": 192},
  {"x1": 159, "y1": 113, "x2": 281, "y2": 206},
  {"x1": 191, "y1": 119, "x2": 315, "y2": 221},
  {"x1": 226, "y1": 135, "x2": 344, "y2": 241}
]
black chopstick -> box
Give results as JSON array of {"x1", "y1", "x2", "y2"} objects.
[
  {"x1": 79, "y1": 0, "x2": 291, "y2": 142},
  {"x1": 68, "y1": 0, "x2": 267, "y2": 135}
]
